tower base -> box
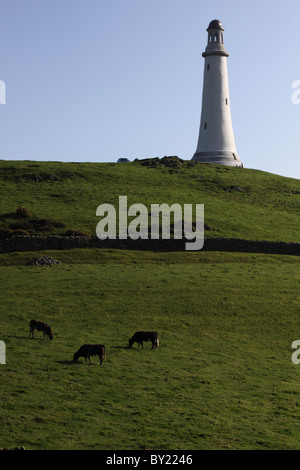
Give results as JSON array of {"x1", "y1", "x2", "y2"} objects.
[{"x1": 192, "y1": 151, "x2": 243, "y2": 167}]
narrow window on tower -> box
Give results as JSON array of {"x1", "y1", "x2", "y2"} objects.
[
  {"x1": 207, "y1": 64, "x2": 210, "y2": 71},
  {"x1": 204, "y1": 122, "x2": 207, "y2": 129},
  {"x1": 225, "y1": 98, "x2": 228, "y2": 105}
]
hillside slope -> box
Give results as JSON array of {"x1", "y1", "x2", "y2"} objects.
[
  {"x1": 0, "y1": 158, "x2": 299, "y2": 242},
  {"x1": 1, "y1": 254, "x2": 300, "y2": 449}
]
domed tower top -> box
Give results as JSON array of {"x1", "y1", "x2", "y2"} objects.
[
  {"x1": 207, "y1": 19, "x2": 224, "y2": 31},
  {"x1": 203, "y1": 19, "x2": 229, "y2": 58}
]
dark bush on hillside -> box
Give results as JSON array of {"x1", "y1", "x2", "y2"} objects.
[
  {"x1": 136, "y1": 157, "x2": 160, "y2": 167},
  {"x1": 16, "y1": 206, "x2": 32, "y2": 218},
  {"x1": 160, "y1": 156, "x2": 185, "y2": 168},
  {"x1": 135, "y1": 156, "x2": 185, "y2": 169}
]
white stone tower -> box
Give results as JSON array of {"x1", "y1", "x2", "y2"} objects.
[{"x1": 192, "y1": 20, "x2": 243, "y2": 167}]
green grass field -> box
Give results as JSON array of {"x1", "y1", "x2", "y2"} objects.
[
  {"x1": 1, "y1": 159, "x2": 300, "y2": 450},
  {"x1": 0, "y1": 158, "x2": 299, "y2": 242},
  {"x1": 1, "y1": 250, "x2": 300, "y2": 450}
]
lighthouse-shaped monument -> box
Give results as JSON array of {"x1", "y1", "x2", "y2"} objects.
[{"x1": 192, "y1": 20, "x2": 243, "y2": 167}]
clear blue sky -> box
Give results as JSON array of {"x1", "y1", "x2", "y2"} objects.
[{"x1": 1, "y1": 0, "x2": 300, "y2": 179}]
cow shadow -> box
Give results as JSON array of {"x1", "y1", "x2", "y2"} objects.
[
  {"x1": 56, "y1": 360, "x2": 80, "y2": 366},
  {"x1": 56, "y1": 360, "x2": 101, "y2": 366}
]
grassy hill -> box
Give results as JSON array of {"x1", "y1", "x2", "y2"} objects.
[
  {"x1": 0, "y1": 158, "x2": 299, "y2": 242},
  {"x1": 0, "y1": 158, "x2": 300, "y2": 450},
  {"x1": 1, "y1": 251, "x2": 300, "y2": 450}
]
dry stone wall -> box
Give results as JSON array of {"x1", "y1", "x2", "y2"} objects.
[{"x1": 0, "y1": 236, "x2": 299, "y2": 256}]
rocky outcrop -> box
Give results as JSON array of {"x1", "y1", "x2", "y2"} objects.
[{"x1": 27, "y1": 256, "x2": 61, "y2": 266}]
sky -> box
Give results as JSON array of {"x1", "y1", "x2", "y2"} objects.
[{"x1": 1, "y1": 0, "x2": 300, "y2": 180}]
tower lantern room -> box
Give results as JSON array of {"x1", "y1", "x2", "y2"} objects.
[{"x1": 206, "y1": 19, "x2": 226, "y2": 51}]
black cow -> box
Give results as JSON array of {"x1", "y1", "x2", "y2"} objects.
[
  {"x1": 129, "y1": 331, "x2": 159, "y2": 350},
  {"x1": 29, "y1": 320, "x2": 54, "y2": 340},
  {"x1": 73, "y1": 344, "x2": 106, "y2": 365}
]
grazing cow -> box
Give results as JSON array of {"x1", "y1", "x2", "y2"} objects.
[
  {"x1": 129, "y1": 331, "x2": 159, "y2": 350},
  {"x1": 29, "y1": 320, "x2": 54, "y2": 340},
  {"x1": 73, "y1": 344, "x2": 106, "y2": 365}
]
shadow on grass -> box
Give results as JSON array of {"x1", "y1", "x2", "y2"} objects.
[
  {"x1": 0, "y1": 212, "x2": 17, "y2": 220},
  {"x1": 111, "y1": 345, "x2": 149, "y2": 352},
  {"x1": 56, "y1": 360, "x2": 103, "y2": 366},
  {"x1": 56, "y1": 360, "x2": 81, "y2": 365}
]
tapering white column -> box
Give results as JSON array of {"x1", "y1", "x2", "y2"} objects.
[{"x1": 192, "y1": 20, "x2": 243, "y2": 167}]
